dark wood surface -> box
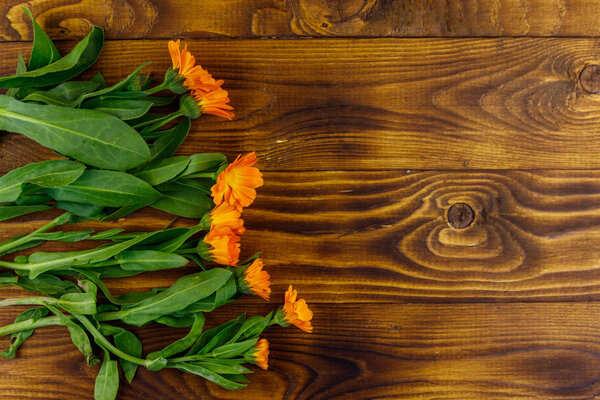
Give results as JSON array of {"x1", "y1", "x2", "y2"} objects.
[
  {"x1": 2, "y1": 2, "x2": 600, "y2": 399},
  {"x1": 4, "y1": 0, "x2": 600, "y2": 39}
]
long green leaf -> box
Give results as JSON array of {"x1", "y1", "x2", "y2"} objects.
[
  {"x1": 0, "y1": 95, "x2": 150, "y2": 170},
  {"x1": 94, "y1": 355, "x2": 119, "y2": 400},
  {"x1": 46, "y1": 170, "x2": 160, "y2": 207},
  {"x1": 135, "y1": 156, "x2": 190, "y2": 186},
  {"x1": 147, "y1": 118, "x2": 190, "y2": 164},
  {"x1": 0, "y1": 26, "x2": 103, "y2": 88},
  {"x1": 0, "y1": 160, "x2": 85, "y2": 203},
  {"x1": 50, "y1": 81, "x2": 100, "y2": 101},
  {"x1": 0, "y1": 205, "x2": 50, "y2": 221},
  {"x1": 115, "y1": 250, "x2": 189, "y2": 271},
  {"x1": 175, "y1": 363, "x2": 246, "y2": 390},
  {"x1": 121, "y1": 269, "x2": 232, "y2": 326},
  {"x1": 22, "y1": 7, "x2": 61, "y2": 70},
  {"x1": 148, "y1": 313, "x2": 205, "y2": 359},
  {"x1": 27, "y1": 232, "x2": 156, "y2": 278},
  {"x1": 152, "y1": 182, "x2": 213, "y2": 218},
  {"x1": 100, "y1": 325, "x2": 142, "y2": 383},
  {"x1": 1, "y1": 307, "x2": 48, "y2": 358},
  {"x1": 82, "y1": 98, "x2": 152, "y2": 120}
]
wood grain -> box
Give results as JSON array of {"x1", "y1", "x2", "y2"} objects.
[
  {"x1": 2, "y1": 170, "x2": 600, "y2": 302},
  {"x1": 2, "y1": 302, "x2": 600, "y2": 399},
  {"x1": 4, "y1": 38, "x2": 600, "y2": 169},
  {"x1": 3, "y1": 1, "x2": 600, "y2": 40}
]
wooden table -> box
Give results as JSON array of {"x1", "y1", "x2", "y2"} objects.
[{"x1": 3, "y1": 1, "x2": 600, "y2": 399}]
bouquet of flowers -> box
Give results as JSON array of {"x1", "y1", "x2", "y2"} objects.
[{"x1": 0, "y1": 8, "x2": 313, "y2": 399}]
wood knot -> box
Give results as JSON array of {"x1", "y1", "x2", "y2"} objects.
[
  {"x1": 447, "y1": 203, "x2": 475, "y2": 229},
  {"x1": 580, "y1": 65, "x2": 600, "y2": 94}
]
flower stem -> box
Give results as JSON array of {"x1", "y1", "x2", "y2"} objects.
[
  {"x1": 0, "y1": 316, "x2": 64, "y2": 336},
  {"x1": 0, "y1": 297, "x2": 45, "y2": 308},
  {"x1": 144, "y1": 82, "x2": 168, "y2": 95},
  {"x1": 71, "y1": 313, "x2": 152, "y2": 367},
  {"x1": 0, "y1": 212, "x2": 70, "y2": 255}
]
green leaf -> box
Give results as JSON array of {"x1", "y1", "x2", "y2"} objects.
[
  {"x1": 152, "y1": 182, "x2": 213, "y2": 218},
  {"x1": 195, "y1": 360, "x2": 252, "y2": 375},
  {"x1": 23, "y1": 91, "x2": 77, "y2": 107},
  {"x1": 135, "y1": 156, "x2": 190, "y2": 186},
  {"x1": 0, "y1": 205, "x2": 50, "y2": 221},
  {"x1": 56, "y1": 201, "x2": 105, "y2": 218},
  {"x1": 82, "y1": 98, "x2": 152, "y2": 120},
  {"x1": 154, "y1": 314, "x2": 196, "y2": 328},
  {"x1": 45, "y1": 303, "x2": 97, "y2": 365},
  {"x1": 46, "y1": 170, "x2": 160, "y2": 207},
  {"x1": 91, "y1": 72, "x2": 107, "y2": 89},
  {"x1": 27, "y1": 232, "x2": 157, "y2": 278},
  {"x1": 230, "y1": 314, "x2": 271, "y2": 342},
  {"x1": 57, "y1": 291, "x2": 97, "y2": 315},
  {"x1": 148, "y1": 313, "x2": 205, "y2": 360},
  {"x1": 17, "y1": 274, "x2": 80, "y2": 297},
  {"x1": 1, "y1": 307, "x2": 48, "y2": 358},
  {"x1": 212, "y1": 338, "x2": 258, "y2": 359},
  {"x1": 22, "y1": 7, "x2": 61, "y2": 71},
  {"x1": 115, "y1": 250, "x2": 189, "y2": 271},
  {"x1": 94, "y1": 355, "x2": 119, "y2": 400},
  {"x1": 91, "y1": 228, "x2": 124, "y2": 240},
  {"x1": 15, "y1": 193, "x2": 53, "y2": 206},
  {"x1": 180, "y1": 154, "x2": 227, "y2": 177},
  {"x1": 0, "y1": 160, "x2": 85, "y2": 203},
  {"x1": 7, "y1": 54, "x2": 27, "y2": 97},
  {"x1": 121, "y1": 269, "x2": 232, "y2": 326},
  {"x1": 175, "y1": 363, "x2": 246, "y2": 390},
  {"x1": 100, "y1": 325, "x2": 142, "y2": 383},
  {"x1": 154, "y1": 226, "x2": 203, "y2": 253},
  {"x1": 0, "y1": 26, "x2": 103, "y2": 89},
  {"x1": 100, "y1": 203, "x2": 148, "y2": 221},
  {"x1": 0, "y1": 95, "x2": 151, "y2": 170},
  {"x1": 147, "y1": 118, "x2": 190, "y2": 163},
  {"x1": 49, "y1": 81, "x2": 100, "y2": 101},
  {"x1": 186, "y1": 314, "x2": 246, "y2": 356},
  {"x1": 78, "y1": 63, "x2": 150, "y2": 104}
]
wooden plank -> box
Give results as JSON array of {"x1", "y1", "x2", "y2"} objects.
[
  {"x1": 1, "y1": 302, "x2": 600, "y2": 399},
  {"x1": 3, "y1": 1, "x2": 600, "y2": 40},
  {"x1": 4, "y1": 38, "x2": 600, "y2": 170},
  {"x1": 2, "y1": 170, "x2": 600, "y2": 302}
]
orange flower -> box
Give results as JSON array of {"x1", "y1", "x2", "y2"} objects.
[
  {"x1": 251, "y1": 339, "x2": 269, "y2": 370},
  {"x1": 201, "y1": 228, "x2": 240, "y2": 266},
  {"x1": 168, "y1": 40, "x2": 224, "y2": 93},
  {"x1": 193, "y1": 87, "x2": 234, "y2": 120},
  {"x1": 282, "y1": 285, "x2": 313, "y2": 333},
  {"x1": 211, "y1": 152, "x2": 264, "y2": 211},
  {"x1": 208, "y1": 203, "x2": 245, "y2": 235},
  {"x1": 242, "y1": 259, "x2": 271, "y2": 301}
]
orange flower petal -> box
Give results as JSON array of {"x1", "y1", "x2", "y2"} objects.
[
  {"x1": 243, "y1": 259, "x2": 271, "y2": 301},
  {"x1": 210, "y1": 203, "x2": 245, "y2": 235},
  {"x1": 211, "y1": 153, "x2": 264, "y2": 211},
  {"x1": 253, "y1": 339, "x2": 269, "y2": 370},
  {"x1": 203, "y1": 228, "x2": 240, "y2": 266},
  {"x1": 283, "y1": 285, "x2": 313, "y2": 333}
]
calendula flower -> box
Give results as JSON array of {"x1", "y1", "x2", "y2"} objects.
[
  {"x1": 196, "y1": 227, "x2": 240, "y2": 266},
  {"x1": 193, "y1": 87, "x2": 234, "y2": 120},
  {"x1": 211, "y1": 152, "x2": 264, "y2": 211},
  {"x1": 237, "y1": 258, "x2": 271, "y2": 301},
  {"x1": 249, "y1": 339, "x2": 269, "y2": 370},
  {"x1": 168, "y1": 40, "x2": 223, "y2": 93},
  {"x1": 282, "y1": 285, "x2": 313, "y2": 333},
  {"x1": 201, "y1": 202, "x2": 245, "y2": 235}
]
